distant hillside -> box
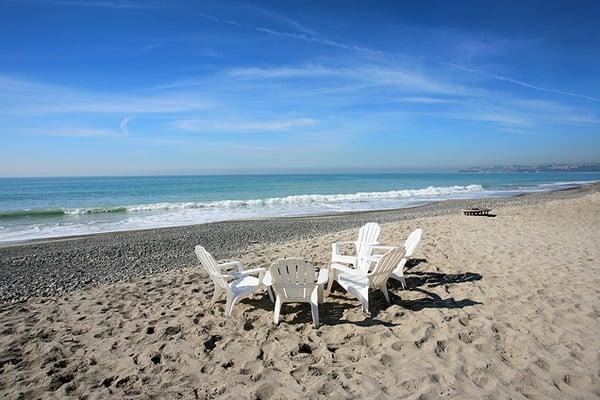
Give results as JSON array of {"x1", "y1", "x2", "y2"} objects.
[{"x1": 459, "y1": 163, "x2": 600, "y2": 173}]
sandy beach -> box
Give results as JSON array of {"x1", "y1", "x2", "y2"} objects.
[{"x1": 1, "y1": 185, "x2": 600, "y2": 399}]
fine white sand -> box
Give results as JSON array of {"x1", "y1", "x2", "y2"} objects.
[{"x1": 1, "y1": 192, "x2": 599, "y2": 399}]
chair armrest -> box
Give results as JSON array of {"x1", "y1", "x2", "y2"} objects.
[
  {"x1": 218, "y1": 260, "x2": 244, "y2": 272},
  {"x1": 362, "y1": 255, "x2": 385, "y2": 272},
  {"x1": 334, "y1": 241, "x2": 356, "y2": 246},
  {"x1": 332, "y1": 241, "x2": 356, "y2": 255},
  {"x1": 262, "y1": 271, "x2": 272, "y2": 286},
  {"x1": 234, "y1": 267, "x2": 266, "y2": 277},
  {"x1": 331, "y1": 254, "x2": 357, "y2": 265},
  {"x1": 369, "y1": 245, "x2": 397, "y2": 251},
  {"x1": 317, "y1": 269, "x2": 329, "y2": 285},
  {"x1": 331, "y1": 263, "x2": 366, "y2": 276}
]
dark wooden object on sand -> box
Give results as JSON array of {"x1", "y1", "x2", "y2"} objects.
[{"x1": 462, "y1": 207, "x2": 492, "y2": 216}]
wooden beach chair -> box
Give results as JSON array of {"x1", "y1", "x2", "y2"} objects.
[{"x1": 462, "y1": 207, "x2": 492, "y2": 216}]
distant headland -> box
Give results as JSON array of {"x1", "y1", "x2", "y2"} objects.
[{"x1": 459, "y1": 163, "x2": 600, "y2": 173}]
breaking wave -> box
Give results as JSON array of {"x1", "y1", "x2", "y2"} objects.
[
  {"x1": 0, "y1": 206, "x2": 128, "y2": 219},
  {"x1": 0, "y1": 184, "x2": 483, "y2": 219}
]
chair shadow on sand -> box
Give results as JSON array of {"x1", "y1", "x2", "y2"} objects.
[{"x1": 240, "y1": 258, "x2": 483, "y2": 327}]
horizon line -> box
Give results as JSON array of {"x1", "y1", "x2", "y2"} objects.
[{"x1": 2, "y1": 162, "x2": 600, "y2": 179}]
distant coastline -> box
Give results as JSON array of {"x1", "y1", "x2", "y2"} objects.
[{"x1": 459, "y1": 163, "x2": 600, "y2": 173}]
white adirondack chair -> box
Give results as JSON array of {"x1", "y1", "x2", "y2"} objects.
[
  {"x1": 390, "y1": 228, "x2": 422, "y2": 288},
  {"x1": 331, "y1": 247, "x2": 405, "y2": 315},
  {"x1": 195, "y1": 245, "x2": 268, "y2": 318},
  {"x1": 367, "y1": 228, "x2": 423, "y2": 289},
  {"x1": 267, "y1": 258, "x2": 329, "y2": 328},
  {"x1": 331, "y1": 222, "x2": 380, "y2": 272}
]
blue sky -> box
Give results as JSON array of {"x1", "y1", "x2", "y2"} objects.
[{"x1": 0, "y1": 0, "x2": 599, "y2": 176}]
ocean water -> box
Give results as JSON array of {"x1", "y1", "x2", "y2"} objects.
[{"x1": 0, "y1": 172, "x2": 599, "y2": 243}]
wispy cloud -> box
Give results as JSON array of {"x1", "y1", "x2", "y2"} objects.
[
  {"x1": 209, "y1": 6, "x2": 600, "y2": 104},
  {"x1": 0, "y1": 75, "x2": 213, "y2": 115},
  {"x1": 512, "y1": 99, "x2": 600, "y2": 125},
  {"x1": 462, "y1": 111, "x2": 535, "y2": 127},
  {"x1": 393, "y1": 97, "x2": 453, "y2": 104},
  {"x1": 1, "y1": 0, "x2": 159, "y2": 8},
  {"x1": 229, "y1": 65, "x2": 339, "y2": 79},
  {"x1": 242, "y1": 2, "x2": 321, "y2": 37},
  {"x1": 12, "y1": 0, "x2": 598, "y2": 105},
  {"x1": 441, "y1": 62, "x2": 600, "y2": 103},
  {"x1": 35, "y1": 126, "x2": 125, "y2": 138},
  {"x1": 33, "y1": 0, "x2": 380, "y2": 57},
  {"x1": 229, "y1": 64, "x2": 471, "y2": 96},
  {"x1": 120, "y1": 115, "x2": 134, "y2": 134},
  {"x1": 172, "y1": 117, "x2": 318, "y2": 133},
  {"x1": 194, "y1": 7, "x2": 600, "y2": 103},
  {"x1": 254, "y1": 27, "x2": 381, "y2": 56}
]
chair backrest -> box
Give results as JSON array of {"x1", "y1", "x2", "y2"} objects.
[
  {"x1": 269, "y1": 258, "x2": 318, "y2": 301},
  {"x1": 356, "y1": 222, "x2": 381, "y2": 258},
  {"x1": 195, "y1": 245, "x2": 229, "y2": 289},
  {"x1": 404, "y1": 228, "x2": 422, "y2": 258},
  {"x1": 368, "y1": 248, "x2": 406, "y2": 289}
]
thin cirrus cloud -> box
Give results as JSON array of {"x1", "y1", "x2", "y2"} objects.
[
  {"x1": 5, "y1": 0, "x2": 160, "y2": 8},
  {"x1": 40, "y1": 0, "x2": 383, "y2": 56},
  {"x1": 7, "y1": 0, "x2": 599, "y2": 105},
  {"x1": 208, "y1": 8, "x2": 600, "y2": 104},
  {"x1": 0, "y1": 75, "x2": 213, "y2": 115},
  {"x1": 511, "y1": 99, "x2": 600, "y2": 123},
  {"x1": 441, "y1": 62, "x2": 600, "y2": 103},
  {"x1": 2, "y1": 6, "x2": 598, "y2": 134},
  {"x1": 33, "y1": 123, "x2": 189, "y2": 145},
  {"x1": 182, "y1": 4, "x2": 600, "y2": 104},
  {"x1": 119, "y1": 115, "x2": 134, "y2": 134},
  {"x1": 393, "y1": 97, "x2": 454, "y2": 104},
  {"x1": 453, "y1": 111, "x2": 535, "y2": 128},
  {"x1": 35, "y1": 126, "x2": 125, "y2": 138},
  {"x1": 246, "y1": 26, "x2": 599, "y2": 103},
  {"x1": 171, "y1": 117, "x2": 319, "y2": 133},
  {"x1": 228, "y1": 65, "x2": 471, "y2": 96},
  {"x1": 254, "y1": 27, "x2": 381, "y2": 56}
]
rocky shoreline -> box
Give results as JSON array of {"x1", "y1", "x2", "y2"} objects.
[{"x1": 1, "y1": 183, "x2": 599, "y2": 303}]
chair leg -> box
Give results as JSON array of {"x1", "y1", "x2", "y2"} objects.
[
  {"x1": 326, "y1": 269, "x2": 335, "y2": 293},
  {"x1": 358, "y1": 288, "x2": 370, "y2": 316},
  {"x1": 400, "y1": 276, "x2": 406, "y2": 290},
  {"x1": 225, "y1": 292, "x2": 238, "y2": 317},
  {"x1": 382, "y1": 285, "x2": 390, "y2": 303},
  {"x1": 318, "y1": 285, "x2": 324, "y2": 304},
  {"x1": 310, "y1": 289, "x2": 320, "y2": 328},
  {"x1": 267, "y1": 286, "x2": 274, "y2": 303},
  {"x1": 211, "y1": 286, "x2": 222, "y2": 303},
  {"x1": 273, "y1": 296, "x2": 282, "y2": 325}
]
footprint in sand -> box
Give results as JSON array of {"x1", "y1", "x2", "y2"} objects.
[
  {"x1": 458, "y1": 331, "x2": 474, "y2": 344},
  {"x1": 534, "y1": 357, "x2": 550, "y2": 371},
  {"x1": 415, "y1": 324, "x2": 435, "y2": 348},
  {"x1": 434, "y1": 340, "x2": 448, "y2": 359},
  {"x1": 391, "y1": 341, "x2": 403, "y2": 351}
]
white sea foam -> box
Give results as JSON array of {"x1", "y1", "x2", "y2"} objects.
[{"x1": 123, "y1": 184, "x2": 484, "y2": 212}]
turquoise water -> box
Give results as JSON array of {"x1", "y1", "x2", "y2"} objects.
[{"x1": 0, "y1": 172, "x2": 598, "y2": 242}]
